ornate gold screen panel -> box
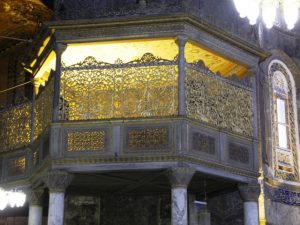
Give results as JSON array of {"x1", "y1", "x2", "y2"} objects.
[
  {"x1": 185, "y1": 65, "x2": 253, "y2": 137},
  {"x1": 127, "y1": 127, "x2": 169, "y2": 150},
  {"x1": 60, "y1": 53, "x2": 178, "y2": 120},
  {"x1": 34, "y1": 77, "x2": 54, "y2": 140},
  {"x1": 0, "y1": 103, "x2": 31, "y2": 152},
  {"x1": 67, "y1": 130, "x2": 106, "y2": 152},
  {"x1": 7, "y1": 156, "x2": 26, "y2": 177}
]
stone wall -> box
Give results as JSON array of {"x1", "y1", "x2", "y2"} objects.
[
  {"x1": 265, "y1": 200, "x2": 300, "y2": 225},
  {"x1": 64, "y1": 195, "x2": 101, "y2": 225},
  {"x1": 208, "y1": 191, "x2": 244, "y2": 225},
  {"x1": 64, "y1": 194, "x2": 171, "y2": 225},
  {"x1": 100, "y1": 195, "x2": 171, "y2": 225}
]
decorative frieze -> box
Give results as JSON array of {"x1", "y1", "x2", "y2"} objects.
[
  {"x1": 228, "y1": 143, "x2": 250, "y2": 164},
  {"x1": 67, "y1": 130, "x2": 106, "y2": 152},
  {"x1": 7, "y1": 156, "x2": 26, "y2": 177},
  {"x1": 265, "y1": 184, "x2": 300, "y2": 206},
  {"x1": 191, "y1": 132, "x2": 215, "y2": 155},
  {"x1": 127, "y1": 127, "x2": 169, "y2": 151}
]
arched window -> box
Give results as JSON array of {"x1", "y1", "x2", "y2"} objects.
[
  {"x1": 273, "y1": 72, "x2": 289, "y2": 150},
  {"x1": 269, "y1": 61, "x2": 299, "y2": 181}
]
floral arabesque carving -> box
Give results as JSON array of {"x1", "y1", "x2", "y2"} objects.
[
  {"x1": 60, "y1": 53, "x2": 178, "y2": 120},
  {"x1": 34, "y1": 76, "x2": 54, "y2": 140},
  {"x1": 185, "y1": 64, "x2": 253, "y2": 137},
  {"x1": 0, "y1": 102, "x2": 31, "y2": 152}
]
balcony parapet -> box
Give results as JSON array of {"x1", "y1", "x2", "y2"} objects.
[{"x1": 0, "y1": 117, "x2": 258, "y2": 186}]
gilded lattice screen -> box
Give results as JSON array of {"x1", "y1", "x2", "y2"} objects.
[
  {"x1": 0, "y1": 103, "x2": 31, "y2": 152},
  {"x1": 185, "y1": 65, "x2": 253, "y2": 137},
  {"x1": 0, "y1": 76, "x2": 54, "y2": 152},
  {"x1": 34, "y1": 77, "x2": 54, "y2": 139},
  {"x1": 60, "y1": 53, "x2": 178, "y2": 120}
]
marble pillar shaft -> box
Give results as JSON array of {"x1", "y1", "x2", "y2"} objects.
[
  {"x1": 199, "y1": 210, "x2": 211, "y2": 225},
  {"x1": 47, "y1": 192, "x2": 65, "y2": 225},
  {"x1": 188, "y1": 195, "x2": 198, "y2": 225},
  {"x1": 244, "y1": 202, "x2": 259, "y2": 225},
  {"x1": 28, "y1": 205, "x2": 43, "y2": 225},
  {"x1": 172, "y1": 187, "x2": 188, "y2": 225}
]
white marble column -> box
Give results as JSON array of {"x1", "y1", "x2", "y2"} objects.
[
  {"x1": 42, "y1": 171, "x2": 73, "y2": 225},
  {"x1": 167, "y1": 167, "x2": 195, "y2": 225},
  {"x1": 238, "y1": 183, "x2": 261, "y2": 225},
  {"x1": 188, "y1": 195, "x2": 198, "y2": 225},
  {"x1": 199, "y1": 208, "x2": 211, "y2": 225},
  {"x1": 27, "y1": 188, "x2": 44, "y2": 225},
  {"x1": 28, "y1": 205, "x2": 43, "y2": 225},
  {"x1": 48, "y1": 192, "x2": 65, "y2": 225}
]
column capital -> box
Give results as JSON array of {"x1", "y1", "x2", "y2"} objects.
[
  {"x1": 238, "y1": 183, "x2": 261, "y2": 202},
  {"x1": 166, "y1": 167, "x2": 195, "y2": 188},
  {"x1": 26, "y1": 188, "x2": 44, "y2": 206},
  {"x1": 175, "y1": 35, "x2": 189, "y2": 48},
  {"x1": 54, "y1": 43, "x2": 67, "y2": 56},
  {"x1": 42, "y1": 171, "x2": 73, "y2": 193}
]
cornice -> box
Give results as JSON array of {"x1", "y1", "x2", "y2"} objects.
[{"x1": 46, "y1": 14, "x2": 269, "y2": 60}]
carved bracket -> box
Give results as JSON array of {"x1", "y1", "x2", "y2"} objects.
[
  {"x1": 166, "y1": 166, "x2": 195, "y2": 188},
  {"x1": 238, "y1": 183, "x2": 261, "y2": 202},
  {"x1": 42, "y1": 171, "x2": 73, "y2": 193},
  {"x1": 26, "y1": 188, "x2": 44, "y2": 206}
]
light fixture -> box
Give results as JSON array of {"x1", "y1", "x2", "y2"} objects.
[
  {"x1": 0, "y1": 188, "x2": 26, "y2": 211},
  {"x1": 233, "y1": 0, "x2": 300, "y2": 30}
]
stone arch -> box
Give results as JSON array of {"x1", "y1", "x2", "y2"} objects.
[{"x1": 260, "y1": 49, "x2": 300, "y2": 182}]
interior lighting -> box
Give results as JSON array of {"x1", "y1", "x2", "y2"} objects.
[
  {"x1": 283, "y1": 0, "x2": 300, "y2": 29},
  {"x1": 262, "y1": 0, "x2": 278, "y2": 28},
  {"x1": 0, "y1": 189, "x2": 8, "y2": 210},
  {"x1": 233, "y1": 0, "x2": 300, "y2": 29},
  {"x1": 0, "y1": 188, "x2": 26, "y2": 211}
]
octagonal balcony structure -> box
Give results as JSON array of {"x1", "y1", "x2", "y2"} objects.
[{"x1": 0, "y1": 2, "x2": 267, "y2": 190}]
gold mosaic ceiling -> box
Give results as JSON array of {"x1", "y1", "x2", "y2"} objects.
[{"x1": 0, "y1": 0, "x2": 51, "y2": 53}]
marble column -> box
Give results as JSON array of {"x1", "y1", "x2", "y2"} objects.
[
  {"x1": 175, "y1": 35, "x2": 188, "y2": 117},
  {"x1": 42, "y1": 171, "x2": 73, "y2": 225},
  {"x1": 238, "y1": 183, "x2": 261, "y2": 225},
  {"x1": 188, "y1": 195, "x2": 198, "y2": 225},
  {"x1": 27, "y1": 189, "x2": 44, "y2": 225},
  {"x1": 52, "y1": 43, "x2": 67, "y2": 121},
  {"x1": 167, "y1": 167, "x2": 195, "y2": 225},
  {"x1": 198, "y1": 208, "x2": 211, "y2": 225}
]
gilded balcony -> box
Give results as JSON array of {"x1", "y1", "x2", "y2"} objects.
[{"x1": 0, "y1": 37, "x2": 258, "y2": 184}]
